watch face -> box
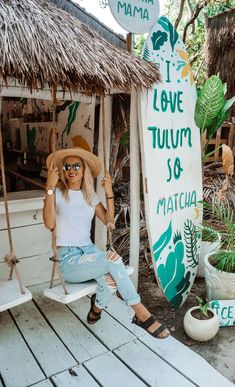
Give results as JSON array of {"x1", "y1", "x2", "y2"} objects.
[{"x1": 47, "y1": 189, "x2": 54, "y2": 196}]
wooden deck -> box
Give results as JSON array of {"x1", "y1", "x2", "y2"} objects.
[{"x1": 0, "y1": 283, "x2": 233, "y2": 387}]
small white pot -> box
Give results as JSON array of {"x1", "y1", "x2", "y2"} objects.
[
  {"x1": 183, "y1": 306, "x2": 219, "y2": 342},
  {"x1": 205, "y1": 253, "x2": 235, "y2": 300},
  {"x1": 197, "y1": 231, "x2": 221, "y2": 278}
]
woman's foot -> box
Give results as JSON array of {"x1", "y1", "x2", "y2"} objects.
[
  {"x1": 87, "y1": 294, "x2": 102, "y2": 324},
  {"x1": 132, "y1": 314, "x2": 170, "y2": 339}
]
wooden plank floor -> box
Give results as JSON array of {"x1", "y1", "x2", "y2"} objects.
[{"x1": 0, "y1": 283, "x2": 233, "y2": 387}]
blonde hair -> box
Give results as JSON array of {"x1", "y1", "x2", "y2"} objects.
[{"x1": 58, "y1": 159, "x2": 95, "y2": 206}]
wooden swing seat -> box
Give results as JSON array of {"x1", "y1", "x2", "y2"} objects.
[
  {"x1": 0, "y1": 279, "x2": 32, "y2": 312},
  {"x1": 44, "y1": 265, "x2": 134, "y2": 304}
]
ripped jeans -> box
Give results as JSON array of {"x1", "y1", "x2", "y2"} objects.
[{"x1": 57, "y1": 244, "x2": 141, "y2": 309}]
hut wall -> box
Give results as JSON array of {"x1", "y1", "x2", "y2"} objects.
[
  {"x1": 4, "y1": 98, "x2": 95, "y2": 159},
  {"x1": 205, "y1": 9, "x2": 235, "y2": 119}
]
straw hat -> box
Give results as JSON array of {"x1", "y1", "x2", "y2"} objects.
[{"x1": 46, "y1": 147, "x2": 102, "y2": 177}]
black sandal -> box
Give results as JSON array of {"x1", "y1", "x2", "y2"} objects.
[
  {"x1": 132, "y1": 315, "x2": 170, "y2": 339},
  {"x1": 87, "y1": 294, "x2": 102, "y2": 324}
]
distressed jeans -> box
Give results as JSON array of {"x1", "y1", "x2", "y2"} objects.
[{"x1": 57, "y1": 244, "x2": 140, "y2": 309}]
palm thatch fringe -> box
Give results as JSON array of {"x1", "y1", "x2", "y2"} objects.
[
  {"x1": 0, "y1": 0, "x2": 160, "y2": 95},
  {"x1": 205, "y1": 8, "x2": 235, "y2": 98}
]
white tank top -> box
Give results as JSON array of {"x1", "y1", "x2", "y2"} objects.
[{"x1": 55, "y1": 189, "x2": 100, "y2": 247}]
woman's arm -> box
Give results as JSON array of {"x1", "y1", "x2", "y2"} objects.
[
  {"x1": 95, "y1": 172, "x2": 115, "y2": 226},
  {"x1": 43, "y1": 158, "x2": 59, "y2": 230}
]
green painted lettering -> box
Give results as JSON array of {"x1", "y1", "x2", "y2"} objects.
[
  {"x1": 157, "y1": 198, "x2": 166, "y2": 215},
  {"x1": 126, "y1": 4, "x2": 132, "y2": 16},
  {"x1": 180, "y1": 127, "x2": 192, "y2": 147},
  {"x1": 142, "y1": 8, "x2": 149, "y2": 20},
  {"x1": 117, "y1": 1, "x2": 126, "y2": 14},
  {"x1": 174, "y1": 157, "x2": 183, "y2": 180},
  {"x1": 170, "y1": 128, "x2": 179, "y2": 148},
  {"x1": 191, "y1": 190, "x2": 197, "y2": 206},
  {"x1": 166, "y1": 158, "x2": 172, "y2": 182},
  {"x1": 179, "y1": 193, "x2": 184, "y2": 209},
  {"x1": 167, "y1": 197, "x2": 174, "y2": 213},
  {"x1": 228, "y1": 306, "x2": 234, "y2": 319},
  {"x1": 177, "y1": 91, "x2": 183, "y2": 112},
  {"x1": 166, "y1": 60, "x2": 171, "y2": 83},
  {"x1": 148, "y1": 126, "x2": 157, "y2": 148},
  {"x1": 153, "y1": 89, "x2": 159, "y2": 112}
]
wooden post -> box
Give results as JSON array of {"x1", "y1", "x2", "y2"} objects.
[
  {"x1": 95, "y1": 95, "x2": 112, "y2": 250},
  {"x1": 129, "y1": 88, "x2": 140, "y2": 289}
]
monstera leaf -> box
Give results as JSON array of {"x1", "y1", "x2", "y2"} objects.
[
  {"x1": 158, "y1": 16, "x2": 179, "y2": 52},
  {"x1": 170, "y1": 271, "x2": 191, "y2": 307},
  {"x1": 151, "y1": 31, "x2": 168, "y2": 51},
  {"x1": 194, "y1": 75, "x2": 225, "y2": 131},
  {"x1": 153, "y1": 221, "x2": 172, "y2": 261},
  {"x1": 157, "y1": 237, "x2": 190, "y2": 307}
]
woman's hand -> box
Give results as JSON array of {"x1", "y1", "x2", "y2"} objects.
[
  {"x1": 46, "y1": 158, "x2": 59, "y2": 188},
  {"x1": 101, "y1": 172, "x2": 113, "y2": 197}
]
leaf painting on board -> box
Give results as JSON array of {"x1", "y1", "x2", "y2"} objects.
[
  {"x1": 158, "y1": 16, "x2": 179, "y2": 52},
  {"x1": 184, "y1": 219, "x2": 199, "y2": 268},
  {"x1": 154, "y1": 221, "x2": 192, "y2": 307},
  {"x1": 151, "y1": 31, "x2": 168, "y2": 51},
  {"x1": 67, "y1": 102, "x2": 80, "y2": 135}
]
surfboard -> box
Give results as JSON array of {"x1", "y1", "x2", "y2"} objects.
[{"x1": 138, "y1": 16, "x2": 203, "y2": 307}]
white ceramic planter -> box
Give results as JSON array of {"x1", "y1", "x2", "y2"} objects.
[
  {"x1": 183, "y1": 306, "x2": 219, "y2": 342},
  {"x1": 205, "y1": 253, "x2": 235, "y2": 300},
  {"x1": 197, "y1": 231, "x2": 221, "y2": 278}
]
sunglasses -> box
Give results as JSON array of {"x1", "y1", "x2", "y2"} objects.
[{"x1": 63, "y1": 162, "x2": 81, "y2": 171}]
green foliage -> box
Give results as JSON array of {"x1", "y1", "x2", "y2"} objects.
[
  {"x1": 202, "y1": 199, "x2": 235, "y2": 273},
  {"x1": 195, "y1": 75, "x2": 224, "y2": 131},
  {"x1": 120, "y1": 131, "x2": 129, "y2": 148},
  {"x1": 134, "y1": 35, "x2": 146, "y2": 57},
  {"x1": 194, "y1": 75, "x2": 235, "y2": 160},
  {"x1": 196, "y1": 296, "x2": 210, "y2": 318}
]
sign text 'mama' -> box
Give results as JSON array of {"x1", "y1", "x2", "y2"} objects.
[{"x1": 117, "y1": 1, "x2": 154, "y2": 20}]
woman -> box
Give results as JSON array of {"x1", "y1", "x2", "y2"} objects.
[{"x1": 43, "y1": 147, "x2": 170, "y2": 339}]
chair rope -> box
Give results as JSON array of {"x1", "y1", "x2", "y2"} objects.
[
  {"x1": 101, "y1": 97, "x2": 116, "y2": 253},
  {"x1": 49, "y1": 87, "x2": 68, "y2": 294},
  {"x1": 0, "y1": 98, "x2": 25, "y2": 293}
]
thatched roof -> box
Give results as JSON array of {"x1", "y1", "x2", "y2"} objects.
[
  {"x1": 50, "y1": 0, "x2": 126, "y2": 49},
  {"x1": 205, "y1": 8, "x2": 235, "y2": 98},
  {"x1": 0, "y1": 0, "x2": 160, "y2": 95}
]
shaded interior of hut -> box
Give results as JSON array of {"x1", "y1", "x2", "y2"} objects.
[{"x1": 0, "y1": 96, "x2": 99, "y2": 195}]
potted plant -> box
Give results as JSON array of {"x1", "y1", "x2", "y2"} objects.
[
  {"x1": 203, "y1": 197, "x2": 235, "y2": 300},
  {"x1": 197, "y1": 226, "x2": 221, "y2": 278},
  {"x1": 183, "y1": 297, "x2": 219, "y2": 342}
]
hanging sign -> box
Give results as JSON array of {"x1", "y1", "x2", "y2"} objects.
[
  {"x1": 138, "y1": 17, "x2": 203, "y2": 307},
  {"x1": 210, "y1": 300, "x2": 235, "y2": 327},
  {"x1": 109, "y1": 0, "x2": 160, "y2": 34}
]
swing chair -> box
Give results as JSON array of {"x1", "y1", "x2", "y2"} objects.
[
  {"x1": 44, "y1": 96, "x2": 134, "y2": 304},
  {"x1": 0, "y1": 99, "x2": 32, "y2": 312}
]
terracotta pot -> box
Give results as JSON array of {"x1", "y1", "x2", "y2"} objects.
[
  {"x1": 183, "y1": 306, "x2": 219, "y2": 342},
  {"x1": 205, "y1": 253, "x2": 235, "y2": 300}
]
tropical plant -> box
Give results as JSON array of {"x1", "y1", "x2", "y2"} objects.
[
  {"x1": 202, "y1": 199, "x2": 235, "y2": 273},
  {"x1": 194, "y1": 75, "x2": 235, "y2": 161},
  {"x1": 196, "y1": 296, "x2": 210, "y2": 319}
]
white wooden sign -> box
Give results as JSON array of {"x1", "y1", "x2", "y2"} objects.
[
  {"x1": 138, "y1": 17, "x2": 203, "y2": 307},
  {"x1": 109, "y1": 0, "x2": 159, "y2": 34},
  {"x1": 210, "y1": 300, "x2": 235, "y2": 327}
]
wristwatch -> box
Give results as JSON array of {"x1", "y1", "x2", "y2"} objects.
[{"x1": 46, "y1": 188, "x2": 55, "y2": 196}]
